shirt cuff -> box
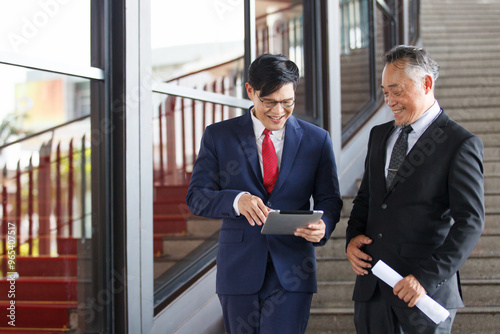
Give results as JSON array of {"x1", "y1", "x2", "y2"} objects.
[{"x1": 233, "y1": 192, "x2": 250, "y2": 216}]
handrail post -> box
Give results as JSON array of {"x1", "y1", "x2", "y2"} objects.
[
  {"x1": 68, "y1": 139, "x2": 74, "y2": 237},
  {"x1": 181, "y1": 97, "x2": 187, "y2": 176},
  {"x1": 56, "y1": 143, "x2": 63, "y2": 237},
  {"x1": 81, "y1": 135, "x2": 87, "y2": 240},
  {"x1": 158, "y1": 102, "x2": 164, "y2": 185},
  {"x1": 28, "y1": 157, "x2": 34, "y2": 254},
  {"x1": 15, "y1": 162, "x2": 21, "y2": 255},
  {"x1": 1, "y1": 166, "x2": 7, "y2": 255},
  {"x1": 38, "y1": 141, "x2": 52, "y2": 255},
  {"x1": 191, "y1": 97, "x2": 196, "y2": 164}
]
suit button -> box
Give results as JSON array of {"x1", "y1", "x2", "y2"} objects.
[
  {"x1": 381, "y1": 203, "x2": 387, "y2": 209},
  {"x1": 267, "y1": 201, "x2": 272, "y2": 207},
  {"x1": 377, "y1": 233, "x2": 383, "y2": 239}
]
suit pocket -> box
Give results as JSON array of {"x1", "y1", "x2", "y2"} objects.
[
  {"x1": 219, "y1": 229, "x2": 244, "y2": 243},
  {"x1": 400, "y1": 242, "x2": 436, "y2": 259}
]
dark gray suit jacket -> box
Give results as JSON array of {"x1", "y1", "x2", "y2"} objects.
[{"x1": 346, "y1": 110, "x2": 484, "y2": 309}]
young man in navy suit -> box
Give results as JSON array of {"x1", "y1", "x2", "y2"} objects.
[
  {"x1": 346, "y1": 45, "x2": 484, "y2": 333},
  {"x1": 186, "y1": 54, "x2": 342, "y2": 333}
]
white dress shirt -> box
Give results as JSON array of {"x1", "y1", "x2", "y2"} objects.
[
  {"x1": 233, "y1": 109, "x2": 286, "y2": 215},
  {"x1": 385, "y1": 100, "x2": 442, "y2": 178}
]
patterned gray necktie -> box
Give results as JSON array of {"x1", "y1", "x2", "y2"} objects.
[{"x1": 386, "y1": 125, "x2": 413, "y2": 189}]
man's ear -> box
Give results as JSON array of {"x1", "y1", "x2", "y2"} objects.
[
  {"x1": 423, "y1": 75, "x2": 434, "y2": 94},
  {"x1": 245, "y1": 82, "x2": 254, "y2": 99}
]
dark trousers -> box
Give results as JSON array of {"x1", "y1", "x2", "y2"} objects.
[
  {"x1": 218, "y1": 260, "x2": 313, "y2": 334},
  {"x1": 354, "y1": 285, "x2": 457, "y2": 334}
]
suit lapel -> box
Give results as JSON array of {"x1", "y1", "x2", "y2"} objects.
[
  {"x1": 271, "y1": 116, "x2": 302, "y2": 195},
  {"x1": 385, "y1": 110, "x2": 449, "y2": 195},
  {"x1": 236, "y1": 109, "x2": 264, "y2": 187},
  {"x1": 376, "y1": 123, "x2": 396, "y2": 197}
]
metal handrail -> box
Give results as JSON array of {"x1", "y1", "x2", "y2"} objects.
[
  {"x1": 0, "y1": 114, "x2": 90, "y2": 151},
  {"x1": 153, "y1": 82, "x2": 252, "y2": 109}
]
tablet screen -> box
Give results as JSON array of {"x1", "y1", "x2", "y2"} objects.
[{"x1": 261, "y1": 210, "x2": 323, "y2": 235}]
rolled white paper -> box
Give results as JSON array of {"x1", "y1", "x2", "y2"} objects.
[{"x1": 371, "y1": 260, "x2": 450, "y2": 324}]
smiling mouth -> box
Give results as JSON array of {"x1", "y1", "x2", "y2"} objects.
[
  {"x1": 268, "y1": 115, "x2": 285, "y2": 120},
  {"x1": 392, "y1": 107, "x2": 405, "y2": 114}
]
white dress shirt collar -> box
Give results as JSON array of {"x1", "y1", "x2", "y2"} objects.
[{"x1": 408, "y1": 100, "x2": 442, "y2": 137}]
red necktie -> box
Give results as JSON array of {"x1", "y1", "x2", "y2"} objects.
[{"x1": 262, "y1": 129, "x2": 279, "y2": 195}]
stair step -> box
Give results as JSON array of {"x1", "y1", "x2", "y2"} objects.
[
  {"x1": 316, "y1": 253, "x2": 500, "y2": 282},
  {"x1": 324, "y1": 231, "x2": 500, "y2": 259},
  {"x1": 154, "y1": 185, "x2": 189, "y2": 201},
  {"x1": 484, "y1": 162, "x2": 500, "y2": 177},
  {"x1": 425, "y1": 37, "x2": 500, "y2": 46},
  {"x1": 461, "y1": 279, "x2": 500, "y2": 306},
  {"x1": 162, "y1": 238, "x2": 205, "y2": 258},
  {"x1": 484, "y1": 148, "x2": 500, "y2": 162},
  {"x1": 438, "y1": 96, "x2": 500, "y2": 110},
  {"x1": 484, "y1": 214, "x2": 500, "y2": 234},
  {"x1": 0, "y1": 278, "x2": 77, "y2": 302},
  {"x1": 484, "y1": 177, "x2": 500, "y2": 195},
  {"x1": 436, "y1": 86, "x2": 500, "y2": 99},
  {"x1": 421, "y1": 50, "x2": 500, "y2": 61},
  {"x1": 313, "y1": 281, "x2": 354, "y2": 308},
  {"x1": 185, "y1": 217, "x2": 221, "y2": 237},
  {"x1": 436, "y1": 76, "x2": 500, "y2": 88},
  {"x1": 153, "y1": 215, "x2": 187, "y2": 235},
  {"x1": 0, "y1": 301, "x2": 76, "y2": 330},
  {"x1": 316, "y1": 236, "x2": 345, "y2": 258},
  {"x1": 452, "y1": 306, "x2": 500, "y2": 333},
  {"x1": 0, "y1": 328, "x2": 69, "y2": 333},
  {"x1": 0, "y1": 255, "x2": 77, "y2": 277},
  {"x1": 153, "y1": 200, "x2": 192, "y2": 216},
  {"x1": 307, "y1": 307, "x2": 355, "y2": 333},
  {"x1": 331, "y1": 217, "x2": 348, "y2": 238},
  {"x1": 312, "y1": 279, "x2": 500, "y2": 309},
  {"x1": 307, "y1": 306, "x2": 500, "y2": 333},
  {"x1": 486, "y1": 195, "x2": 500, "y2": 213},
  {"x1": 476, "y1": 133, "x2": 500, "y2": 148},
  {"x1": 445, "y1": 108, "x2": 500, "y2": 123}
]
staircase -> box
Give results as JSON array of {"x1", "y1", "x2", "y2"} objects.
[
  {"x1": 0, "y1": 239, "x2": 80, "y2": 333},
  {"x1": 420, "y1": 0, "x2": 500, "y2": 331},
  {"x1": 307, "y1": 0, "x2": 500, "y2": 332}
]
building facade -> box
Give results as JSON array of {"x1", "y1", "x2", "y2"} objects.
[{"x1": 0, "y1": 0, "x2": 419, "y2": 332}]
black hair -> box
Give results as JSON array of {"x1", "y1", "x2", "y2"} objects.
[{"x1": 247, "y1": 54, "x2": 300, "y2": 97}]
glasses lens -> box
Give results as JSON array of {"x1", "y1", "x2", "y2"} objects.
[
  {"x1": 263, "y1": 100, "x2": 276, "y2": 108},
  {"x1": 281, "y1": 100, "x2": 295, "y2": 108}
]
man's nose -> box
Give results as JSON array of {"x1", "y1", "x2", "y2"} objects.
[{"x1": 385, "y1": 95, "x2": 396, "y2": 107}]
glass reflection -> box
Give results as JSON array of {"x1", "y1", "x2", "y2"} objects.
[
  {"x1": 0, "y1": 1, "x2": 91, "y2": 67},
  {"x1": 0, "y1": 64, "x2": 92, "y2": 331}
]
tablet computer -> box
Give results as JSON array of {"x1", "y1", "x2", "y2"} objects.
[{"x1": 261, "y1": 210, "x2": 324, "y2": 235}]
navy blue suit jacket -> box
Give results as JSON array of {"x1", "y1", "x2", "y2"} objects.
[
  {"x1": 346, "y1": 110, "x2": 484, "y2": 309},
  {"x1": 186, "y1": 108, "x2": 342, "y2": 295}
]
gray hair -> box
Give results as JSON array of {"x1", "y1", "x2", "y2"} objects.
[{"x1": 384, "y1": 45, "x2": 440, "y2": 86}]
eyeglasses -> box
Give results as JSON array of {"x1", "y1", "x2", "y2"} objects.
[{"x1": 258, "y1": 94, "x2": 295, "y2": 109}]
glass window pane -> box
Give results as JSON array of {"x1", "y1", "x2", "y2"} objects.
[
  {"x1": 151, "y1": 0, "x2": 245, "y2": 84},
  {"x1": 0, "y1": 1, "x2": 91, "y2": 67},
  {"x1": 0, "y1": 64, "x2": 90, "y2": 141},
  {"x1": 150, "y1": 1, "x2": 246, "y2": 306},
  {"x1": 256, "y1": 0, "x2": 306, "y2": 117},
  {"x1": 340, "y1": 0, "x2": 372, "y2": 128},
  {"x1": 0, "y1": 64, "x2": 92, "y2": 331}
]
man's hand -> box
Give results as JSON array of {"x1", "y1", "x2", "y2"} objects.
[
  {"x1": 238, "y1": 193, "x2": 271, "y2": 226},
  {"x1": 393, "y1": 274, "x2": 426, "y2": 307},
  {"x1": 295, "y1": 219, "x2": 326, "y2": 243},
  {"x1": 346, "y1": 235, "x2": 373, "y2": 275}
]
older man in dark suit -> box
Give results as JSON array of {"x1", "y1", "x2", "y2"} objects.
[{"x1": 346, "y1": 45, "x2": 484, "y2": 333}]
